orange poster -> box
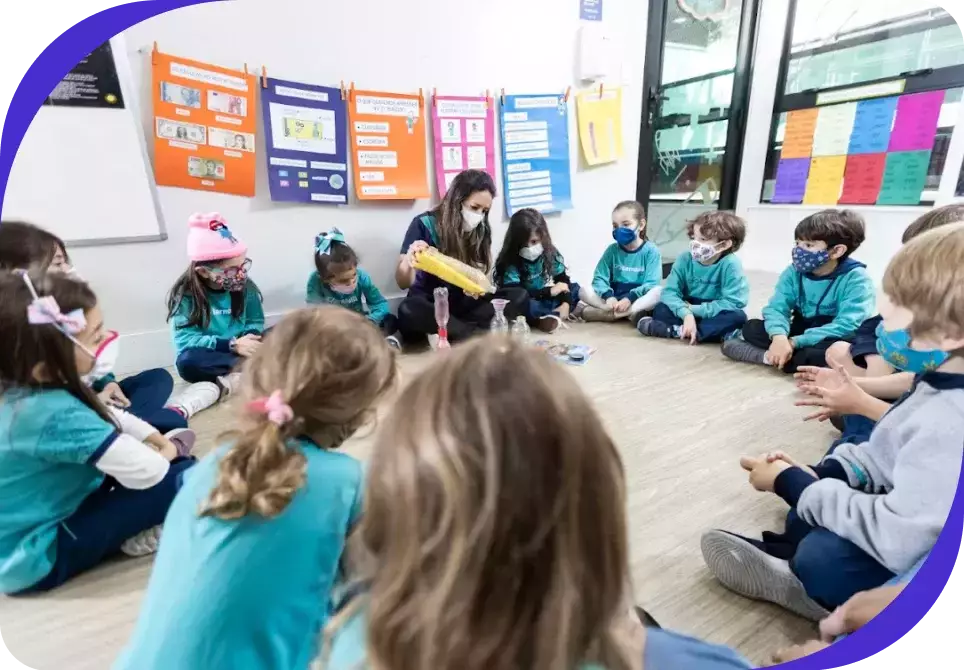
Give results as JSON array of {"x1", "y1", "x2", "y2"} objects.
[
  {"x1": 780, "y1": 108, "x2": 819, "y2": 159},
  {"x1": 151, "y1": 51, "x2": 257, "y2": 196},
  {"x1": 348, "y1": 89, "x2": 429, "y2": 200}
]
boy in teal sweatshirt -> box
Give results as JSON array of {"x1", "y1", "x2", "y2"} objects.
[
  {"x1": 723, "y1": 210, "x2": 875, "y2": 374},
  {"x1": 307, "y1": 229, "x2": 400, "y2": 349},
  {"x1": 638, "y1": 211, "x2": 749, "y2": 344}
]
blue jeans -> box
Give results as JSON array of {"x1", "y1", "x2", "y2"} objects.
[
  {"x1": 827, "y1": 414, "x2": 876, "y2": 455},
  {"x1": 17, "y1": 457, "x2": 196, "y2": 593},
  {"x1": 119, "y1": 369, "x2": 187, "y2": 434},
  {"x1": 176, "y1": 348, "x2": 241, "y2": 384},
  {"x1": 651, "y1": 302, "x2": 747, "y2": 343}
]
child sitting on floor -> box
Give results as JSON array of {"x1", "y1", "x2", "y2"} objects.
[
  {"x1": 638, "y1": 211, "x2": 748, "y2": 344},
  {"x1": 306, "y1": 228, "x2": 400, "y2": 349},
  {"x1": 0, "y1": 272, "x2": 195, "y2": 595},
  {"x1": 701, "y1": 223, "x2": 964, "y2": 620},
  {"x1": 578, "y1": 200, "x2": 663, "y2": 324},
  {"x1": 494, "y1": 208, "x2": 579, "y2": 333},
  {"x1": 166, "y1": 213, "x2": 264, "y2": 397},
  {"x1": 722, "y1": 209, "x2": 875, "y2": 374},
  {"x1": 117, "y1": 306, "x2": 397, "y2": 670}
]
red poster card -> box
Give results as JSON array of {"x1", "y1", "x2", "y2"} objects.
[{"x1": 839, "y1": 153, "x2": 887, "y2": 205}]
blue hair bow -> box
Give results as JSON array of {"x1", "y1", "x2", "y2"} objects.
[{"x1": 315, "y1": 228, "x2": 346, "y2": 255}]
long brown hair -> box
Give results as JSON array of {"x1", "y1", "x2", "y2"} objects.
[
  {"x1": 201, "y1": 306, "x2": 396, "y2": 520},
  {"x1": 165, "y1": 262, "x2": 259, "y2": 329},
  {"x1": 0, "y1": 221, "x2": 69, "y2": 271},
  {"x1": 494, "y1": 207, "x2": 561, "y2": 286},
  {"x1": 337, "y1": 336, "x2": 635, "y2": 670},
  {"x1": 430, "y1": 169, "x2": 495, "y2": 271}
]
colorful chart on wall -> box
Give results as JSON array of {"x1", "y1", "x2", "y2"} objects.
[
  {"x1": 347, "y1": 89, "x2": 429, "y2": 200},
  {"x1": 260, "y1": 78, "x2": 348, "y2": 204},
  {"x1": 500, "y1": 93, "x2": 573, "y2": 216},
  {"x1": 575, "y1": 88, "x2": 623, "y2": 166},
  {"x1": 431, "y1": 95, "x2": 496, "y2": 196},
  {"x1": 151, "y1": 51, "x2": 257, "y2": 196},
  {"x1": 771, "y1": 89, "x2": 945, "y2": 206}
]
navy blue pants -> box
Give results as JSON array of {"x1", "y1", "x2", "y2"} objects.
[
  {"x1": 176, "y1": 348, "x2": 241, "y2": 384},
  {"x1": 118, "y1": 369, "x2": 187, "y2": 434},
  {"x1": 376, "y1": 313, "x2": 399, "y2": 337},
  {"x1": 850, "y1": 315, "x2": 883, "y2": 367},
  {"x1": 651, "y1": 302, "x2": 747, "y2": 343},
  {"x1": 741, "y1": 318, "x2": 840, "y2": 374},
  {"x1": 826, "y1": 413, "x2": 877, "y2": 455},
  {"x1": 527, "y1": 283, "x2": 581, "y2": 320},
  {"x1": 18, "y1": 457, "x2": 196, "y2": 593}
]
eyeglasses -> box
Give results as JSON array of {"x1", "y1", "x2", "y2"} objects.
[{"x1": 206, "y1": 258, "x2": 252, "y2": 278}]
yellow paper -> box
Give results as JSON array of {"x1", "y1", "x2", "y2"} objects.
[
  {"x1": 576, "y1": 88, "x2": 623, "y2": 166},
  {"x1": 803, "y1": 155, "x2": 846, "y2": 205}
]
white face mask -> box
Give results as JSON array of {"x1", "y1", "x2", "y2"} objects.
[
  {"x1": 690, "y1": 239, "x2": 722, "y2": 263},
  {"x1": 519, "y1": 243, "x2": 544, "y2": 262},
  {"x1": 462, "y1": 208, "x2": 485, "y2": 232},
  {"x1": 82, "y1": 330, "x2": 120, "y2": 384}
]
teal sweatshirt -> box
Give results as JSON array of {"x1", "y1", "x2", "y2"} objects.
[
  {"x1": 305, "y1": 268, "x2": 390, "y2": 324},
  {"x1": 499, "y1": 253, "x2": 566, "y2": 291},
  {"x1": 661, "y1": 252, "x2": 749, "y2": 319},
  {"x1": 762, "y1": 259, "x2": 876, "y2": 348},
  {"x1": 170, "y1": 282, "x2": 265, "y2": 355},
  {"x1": 591, "y1": 241, "x2": 662, "y2": 301}
]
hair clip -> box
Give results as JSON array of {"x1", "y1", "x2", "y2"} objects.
[
  {"x1": 20, "y1": 271, "x2": 87, "y2": 335},
  {"x1": 246, "y1": 390, "x2": 294, "y2": 426},
  {"x1": 314, "y1": 227, "x2": 346, "y2": 256}
]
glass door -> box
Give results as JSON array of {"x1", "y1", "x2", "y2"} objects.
[{"x1": 636, "y1": 0, "x2": 759, "y2": 267}]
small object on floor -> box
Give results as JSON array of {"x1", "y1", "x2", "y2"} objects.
[
  {"x1": 512, "y1": 315, "x2": 532, "y2": 340},
  {"x1": 385, "y1": 335, "x2": 402, "y2": 351},
  {"x1": 634, "y1": 606, "x2": 661, "y2": 629},
  {"x1": 167, "y1": 381, "x2": 220, "y2": 418},
  {"x1": 534, "y1": 340, "x2": 596, "y2": 366},
  {"x1": 120, "y1": 525, "x2": 162, "y2": 557},
  {"x1": 164, "y1": 428, "x2": 196, "y2": 458},
  {"x1": 721, "y1": 337, "x2": 767, "y2": 365},
  {"x1": 636, "y1": 317, "x2": 673, "y2": 339},
  {"x1": 217, "y1": 372, "x2": 243, "y2": 397},
  {"x1": 700, "y1": 530, "x2": 829, "y2": 622}
]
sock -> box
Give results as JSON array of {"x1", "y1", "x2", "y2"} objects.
[
  {"x1": 671, "y1": 325, "x2": 681, "y2": 338},
  {"x1": 168, "y1": 406, "x2": 187, "y2": 418},
  {"x1": 762, "y1": 352, "x2": 771, "y2": 365}
]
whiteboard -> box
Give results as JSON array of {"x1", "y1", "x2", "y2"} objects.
[{"x1": 1, "y1": 35, "x2": 165, "y2": 246}]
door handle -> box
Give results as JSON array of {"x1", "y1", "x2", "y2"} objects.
[{"x1": 647, "y1": 86, "x2": 669, "y2": 127}]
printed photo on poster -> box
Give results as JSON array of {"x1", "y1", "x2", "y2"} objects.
[
  {"x1": 467, "y1": 146, "x2": 487, "y2": 169},
  {"x1": 269, "y1": 102, "x2": 336, "y2": 154},
  {"x1": 157, "y1": 118, "x2": 206, "y2": 144},
  {"x1": 188, "y1": 156, "x2": 225, "y2": 180},
  {"x1": 466, "y1": 119, "x2": 486, "y2": 143},
  {"x1": 209, "y1": 128, "x2": 255, "y2": 152},
  {"x1": 440, "y1": 119, "x2": 462, "y2": 144},
  {"x1": 208, "y1": 90, "x2": 247, "y2": 116},
  {"x1": 430, "y1": 94, "x2": 496, "y2": 195},
  {"x1": 443, "y1": 146, "x2": 463, "y2": 171},
  {"x1": 161, "y1": 82, "x2": 201, "y2": 109}
]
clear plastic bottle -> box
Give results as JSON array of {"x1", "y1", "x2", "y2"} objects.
[
  {"x1": 511, "y1": 315, "x2": 530, "y2": 342},
  {"x1": 490, "y1": 298, "x2": 510, "y2": 334},
  {"x1": 434, "y1": 287, "x2": 451, "y2": 349}
]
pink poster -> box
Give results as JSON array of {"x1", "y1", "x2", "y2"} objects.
[
  {"x1": 431, "y1": 95, "x2": 496, "y2": 196},
  {"x1": 888, "y1": 90, "x2": 945, "y2": 152}
]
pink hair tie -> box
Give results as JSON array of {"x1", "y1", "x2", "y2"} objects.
[{"x1": 246, "y1": 390, "x2": 294, "y2": 426}]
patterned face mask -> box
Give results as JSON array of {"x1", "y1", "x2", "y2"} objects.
[
  {"x1": 205, "y1": 259, "x2": 251, "y2": 292},
  {"x1": 791, "y1": 246, "x2": 830, "y2": 273},
  {"x1": 690, "y1": 240, "x2": 722, "y2": 263},
  {"x1": 875, "y1": 322, "x2": 950, "y2": 373}
]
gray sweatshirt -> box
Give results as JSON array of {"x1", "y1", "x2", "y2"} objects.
[{"x1": 775, "y1": 371, "x2": 964, "y2": 574}]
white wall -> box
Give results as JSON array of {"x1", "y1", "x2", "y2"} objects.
[{"x1": 55, "y1": 0, "x2": 647, "y2": 374}]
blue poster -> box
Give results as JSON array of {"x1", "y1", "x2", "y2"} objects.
[
  {"x1": 500, "y1": 94, "x2": 573, "y2": 216},
  {"x1": 847, "y1": 96, "x2": 898, "y2": 155},
  {"x1": 580, "y1": 0, "x2": 603, "y2": 21},
  {"x1": 260, "y1": 77, "x2": 348, "y2": 204}
]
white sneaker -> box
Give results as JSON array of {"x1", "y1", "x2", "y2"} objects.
[
  {"x1": 385, "y1": 335, "x2": 402, "y2": 351},
  {"x1": 167, "y1": 381, "x2": 219, "y2": 418},
  {"x1": 217, "y1": 372, "x2": 243, "y2": 397},
  {"x1": 120, "y1": 525, "x2": 162, "y2": 557}
]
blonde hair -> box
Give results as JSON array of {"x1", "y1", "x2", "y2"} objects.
[
  {"x1": 883, "y1": 222, "x2": 964, "y2": 340},
  {"x1": 201, "y1": 306, "x2": 396, "y2": 520},
  {"x1": 331, "y1": 337, "x2": 636, "y2": 670}
]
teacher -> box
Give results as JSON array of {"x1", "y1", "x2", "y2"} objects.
[{"x1": 396, "y1": 169, "x2": 527, "y2": 343}]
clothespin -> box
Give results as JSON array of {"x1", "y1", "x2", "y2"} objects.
[
  {"x1": 599, "y1": 83, "x2": 604, "y2": 98},
  {"x1": 418, "y1": 87, "x2": 424, "y2": 109},
  {"x1": 564, "y1": 86, "x2": 572, "y2": 102},
  {"x1": 243, "y1": 63, "x2": 249, "y2": 76},
  {"x1": 432, "y1": 87, "x2": 437, "y2": 108},
  {"x1": 485, "y1": 89, "x2": 490, "y2": 109},
  {"x1": 349, "y1": 81, "x2": 355, "y2": 102},
  {"x1": 501, "y1": 88, "x2": 506, "y2": 105},
  {"x1": 151, "y1": 41, "x2": 158, "y2": 66},
  {"x1": 261, "y1": 66, "x2": 268, "y2": 89}
]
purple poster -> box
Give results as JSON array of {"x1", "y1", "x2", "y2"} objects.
[
  {"x1": 888, "y1": 90, "x2": 945, "y2": 153},
  {"x1": 771, "y1": 158, "x2": 810, "y2": 203},
  {"x1": 260, "y1": 77, "x2": 348, "y2": 204}
]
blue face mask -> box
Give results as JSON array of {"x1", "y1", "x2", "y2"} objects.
[
  {"x1": 613, "y1": 227, "x2": 638, "y2": 247},
  {"x1": 875, "y1": 323, "x2": 950, "y2": 373},
  {"x1": 792, "y1": 246, "x2": 830, "y2": 273}
]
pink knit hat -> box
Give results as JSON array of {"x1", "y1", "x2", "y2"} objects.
[{"x1": 186, "y1": 213, "x2": 247, "y2": 262}]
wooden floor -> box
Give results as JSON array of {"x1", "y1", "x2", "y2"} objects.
[{"x1": 0, "y1": 272, "x2": 833, "y2": 668}]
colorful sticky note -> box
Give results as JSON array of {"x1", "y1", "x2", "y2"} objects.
[
  {"x1": 848, "y1": 97, "x2": 898, "y2": 154},
  {"x1": 780, "y1": 109, "x2": 819, "y2": 159},
  {"x1": 771, "y1": 158, "x2": 810, "y2": 203},
  {"x1": 803, "y1": 155, "x2": 846, "y2": 205},
  {"x1": 888, "y1": 91, "x2": 945, "y2": 152},
  {"x1": 811, "y1": 103, "x2": 857, "y2": 157},
  {"x1": 877, "y1": 150, "x2": 931, "y2": 205},
  {"x1": 839, "y1": 153, "x2": 887, "y2": 205}
]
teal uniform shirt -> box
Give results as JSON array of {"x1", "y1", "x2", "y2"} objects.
[
  {"x1": 0, "y1": 389, "x2": 117, "y2": 593},
  {"x1": 498, "y1": 253, "x2": 566, "y2": 292},
  {"x1": 762, "y1": 259, "x2": 876, "y2": 348},
  {"x1": 661, "y1": 252, "x2": 749, "y2": 319},
  {"x1": 306, "y1": 268, "x2": 390, "y2": 324},
  {"x1": 170, "y1": 281, "x2": 265, "y2": 355},
  {"x1": 115, "y1": 438, "x2": 364, "y2": 670},
  {"x1": 591, "y1": 241, "x2": 662, "y2": 301}
]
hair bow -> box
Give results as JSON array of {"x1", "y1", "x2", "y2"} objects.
[
  {"x1": 246, "y1": 390, "x2": 294, "y2": 426},
  {"x1": 315, "y1": 228, "x2": 346, "y2": 256},
  {"x1": 20, "y1": 271, "x2": 87, "y2": 335}
]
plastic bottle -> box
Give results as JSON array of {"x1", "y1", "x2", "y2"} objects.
[
  {"x1": 490, "y1": 298, "x2": 510, "y2": 334},
  {"x1": 511, "y1": 315, "x2": 530, "y2": 342},
  {"x1": 434, "y1": 287, "x2": 451, "y2": 349}
]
